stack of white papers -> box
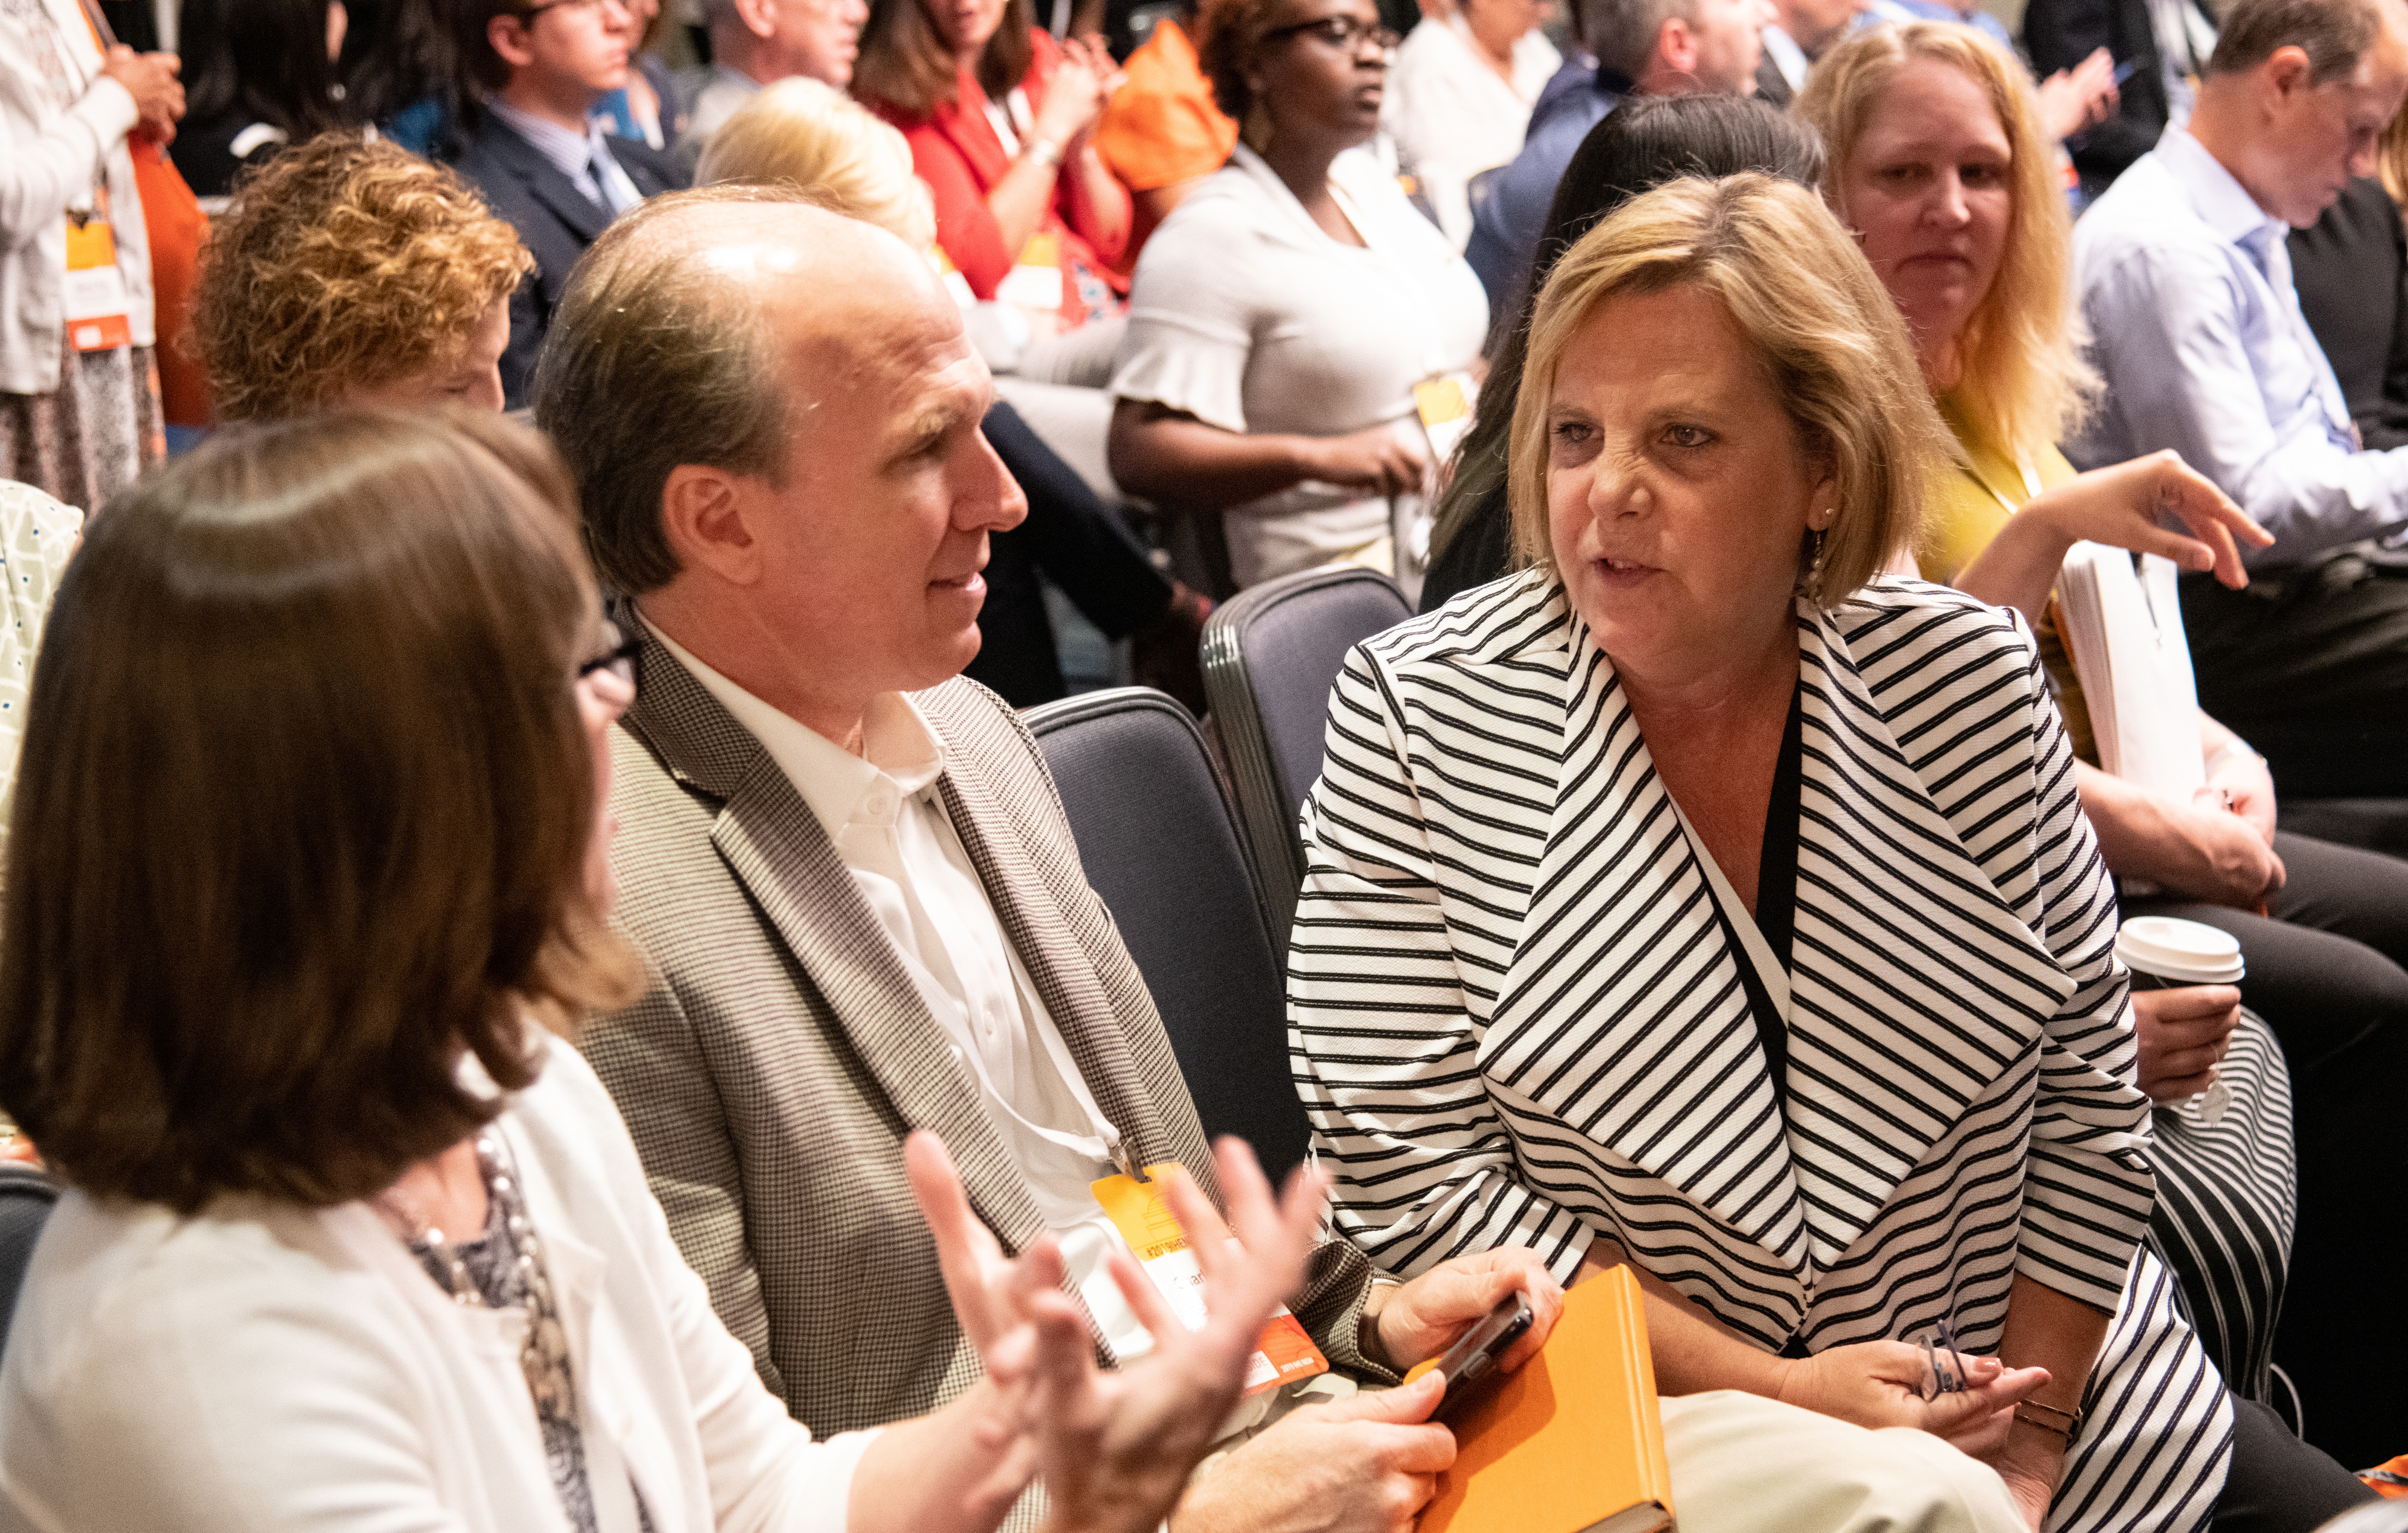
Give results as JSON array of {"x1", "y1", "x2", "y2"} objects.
[{"x1": 2055, "y1": 543, "x2": 2204, "y2": 801}]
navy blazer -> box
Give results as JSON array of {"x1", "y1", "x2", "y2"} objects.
[{"x1": 450, "y1": 112, "x2": 688, "y2": 406}]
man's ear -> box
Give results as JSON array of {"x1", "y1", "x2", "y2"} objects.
[
  {"x1": 660, "y1": 465, "x2": 767, "y2": 586},
  {"x1": 2262, "y1": 42, "x2": 2315, "y2": 108},
  {"x1": 733, "y1": 0, "x2": 781, "y2": 40},
  {"x1": 1655, "y1": 16, "x2": 1700, "y2": 79},
  {"x1": 487, "y1": 12, "x2": 538, "y2": 70}
]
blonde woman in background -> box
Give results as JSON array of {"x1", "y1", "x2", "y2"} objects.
[
  {"x1": 1803, "y1": 20, "x2": 2408, "y2": 1473},
  {"x1": 698, "y1": 76, "x2": 937, "y2": 245},
  {"x1": 695, "y1": 79, "x2": 1217, "y2": 711}
]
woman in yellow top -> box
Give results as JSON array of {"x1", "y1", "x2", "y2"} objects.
[{"x1": 1802, "y1": 21, "x2": 2408, "y2": 1467}]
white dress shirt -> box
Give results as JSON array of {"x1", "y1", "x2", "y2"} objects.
[
  {"x1": 1380, "y1": 17, "x2": 1561, "y2": 248},
  {"x1": 2069, "y1": 125, "x2": 2394, "y2": 565},
  {"x1": 649, "y1": 627, "x2": 1168, "y2": 1359},
  {"x1": 486, "y1": 95, "x2": 644, "y2": 214},
  {"x1": 1761, "y1": 23, "x2": 1810, "y2": 94}
]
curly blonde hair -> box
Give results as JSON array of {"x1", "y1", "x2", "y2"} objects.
[
  {"x1": 194, "y1": 135, "x2": 534, "y2": 423},
  {"x1": 1797, "y1": 23, "x2": 2097, "y2": 468}
]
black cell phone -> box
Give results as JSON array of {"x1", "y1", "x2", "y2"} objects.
[{"x1": 1431, "y1": 1291, "x2": 1536, "y2": 1418}]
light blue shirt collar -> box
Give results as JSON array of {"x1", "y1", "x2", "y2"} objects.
[{"x1": 2153, "y1": 125, "x2": 2286, "y2": 253}]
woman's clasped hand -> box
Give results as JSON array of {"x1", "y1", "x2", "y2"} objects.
[{"x1": 1772, "y1": 1343, "x2": 2050, "y2": 1456}]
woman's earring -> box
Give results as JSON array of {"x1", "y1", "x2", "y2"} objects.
[
  {"x1": 1243, "y1": 98, "x2": 1275, "y2": 153},
  {"x1": 1807, "y1": 527, "x2": 1829, "y2": 591}
]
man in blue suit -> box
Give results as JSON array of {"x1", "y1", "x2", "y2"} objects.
[
  {"x1": 1464, "y1": 0, "x2": 1772, "y2": 306},
  {"x1": 451, "y1": 0, "x2": 690, "y2": 406}
]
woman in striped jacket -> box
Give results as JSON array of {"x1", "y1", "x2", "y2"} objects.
[{"x1": 1288, "y1": 174, "x2": 2370, "y2": 1531}]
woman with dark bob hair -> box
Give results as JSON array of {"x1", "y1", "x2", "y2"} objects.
[
  {"x1": 0, "y1": 410, "x2": 1317, "y2": 1533},
  {"x1": 1290, "y1": 174, "x2": 2243, "y2": 1533}
]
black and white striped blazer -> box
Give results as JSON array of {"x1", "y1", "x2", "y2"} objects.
[{"x1": 1289, "y1": 570, "x2": 2232, "y2": 1533}]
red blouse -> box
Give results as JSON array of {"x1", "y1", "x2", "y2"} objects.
[{"x1": 872, "y1": 29, "x2": 1132, "y2": 327}]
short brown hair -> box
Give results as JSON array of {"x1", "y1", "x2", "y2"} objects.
[
  {"x1": 0, "y1": 411, "x2": 637, "y2": 1213},
  {"x1": 1510, "y1": 174, "x2": 1950, "y2": 604},
  {"x1": 533, "y1": 185, "x2": 825, "y2": 595},
  {"x1": 855, "y1": 0, "x2": 1035, "y2": 118},
  {"x1": 194, "y1": 134, "x2": 532, "y2": 422},
  {"x1": 462, "y1": 0, "x2": 541, "y2": 96},
  {"x1": 2207, "y1": 0, "x2": 2387, "y2": 81}
]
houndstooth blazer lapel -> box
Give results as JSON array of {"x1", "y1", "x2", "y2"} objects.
[
  {"x1": 620, "y1": 617, "x2": 1051, "y2": 1257},
  {"x1": 917, "y1": 690, "x2": 1221, "y2": 1200}
]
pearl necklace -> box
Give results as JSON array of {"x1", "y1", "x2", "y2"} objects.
[{"x1": 375, "y1": 1129, "x2": 578, "y2": 1425}]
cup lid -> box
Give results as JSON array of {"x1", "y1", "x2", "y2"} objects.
[{"x1": 2114, "y1": 916, "x2": 2245, "y2": 984}]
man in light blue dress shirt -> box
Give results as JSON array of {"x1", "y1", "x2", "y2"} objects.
[{"x1": 2071, "y1": 0, "x2": 2408, "y2": 796}]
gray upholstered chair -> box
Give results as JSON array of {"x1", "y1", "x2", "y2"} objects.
[
  {"x1": 1024, "y1": 687, "x2": 1312, "y2": 1181},
  {"x1": 1199, "y1": 566, "x2": 1412, "y2": 938}
]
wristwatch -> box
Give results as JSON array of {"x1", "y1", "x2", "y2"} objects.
[{"x1": 1026, "y1": 136, "x2": 1064, "y2": 169}]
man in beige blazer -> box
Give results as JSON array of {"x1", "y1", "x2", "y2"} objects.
[{"x1": 539, "y1": 186, "x2": 2029, "y2": 1533}]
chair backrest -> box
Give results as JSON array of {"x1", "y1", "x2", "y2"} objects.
[
  {"x1": 1199, "y1": 566, "x2": 1413, "y2": 937},
  {"x1": 1024, "y1": 687, "x2": 1312, "y2": 1182},
  {"x1": 0, "y1": 1162, "x2": 58, "y2": 1357}
]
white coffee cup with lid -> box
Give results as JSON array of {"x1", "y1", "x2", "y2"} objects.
[
  {"x1": 2112, "y1": 916, "x2": 2244, "y2": 1125},
  {"x1": 2113, "y1": 916, "x2": 2246, "y2": 987}
]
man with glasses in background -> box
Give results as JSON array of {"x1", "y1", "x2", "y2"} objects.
[{"x1": 453, "y1": 0, "x2": 690, "y2": 406}]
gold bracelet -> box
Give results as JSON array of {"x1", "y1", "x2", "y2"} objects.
[
  {"x1": 2012, "y1": 1400, "x2": 2083, "y2": 1442},
  {"x1": 2012, "y1": 1406, "x2": 2071, "y2": 1441}
]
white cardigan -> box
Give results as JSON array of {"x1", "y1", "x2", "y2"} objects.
[
  {"x1": 0, "y1": 0, "x2": 154, "y2": 396},
  {"x1": 0, "y1": 1039, "x2": 876, "y2": 1533}
]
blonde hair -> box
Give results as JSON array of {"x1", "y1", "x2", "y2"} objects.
[
  {"x1": 194, "y1": 134, "x2": 533, "y2": 423},
  {"x1": 1509, "y1": 174, "x2": 1952, "y2": 606},
  {"x1": 697, "y1": 78, "x2": 938, "y2": 251},
  {"x1": 1797, "y1": 22, "x2": 2096, "y2": 465}
]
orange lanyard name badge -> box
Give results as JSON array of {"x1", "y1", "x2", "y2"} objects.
[
  {"x1": 63, "y1": 199, "x2": 132, "y2": 354},
  {"x1": 1091, "y1": 1163, "x2": 1328, "y2": 1395}
]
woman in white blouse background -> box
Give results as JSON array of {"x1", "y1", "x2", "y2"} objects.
[
  {"x1": 1107, "y1": 0, "x2": 1487, "y2": 591},
  {"x1": 1381, "y1": 0, "x2": 1560, "y2": 247}
]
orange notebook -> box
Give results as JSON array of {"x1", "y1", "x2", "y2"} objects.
[{"x1": 1407, "y1": 1265, "x2": 1674, "y2": 1533}]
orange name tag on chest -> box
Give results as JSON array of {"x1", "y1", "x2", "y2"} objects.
[
  {"x1": 62, "y1": 214, "x2": 132, "y2": 352},
  {"x1": 1092, "y1": 1164, "x2": 1330, "y2": 1394}
]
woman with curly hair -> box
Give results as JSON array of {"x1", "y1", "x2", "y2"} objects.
[{"x1": 192, "y1": 133, "x2": 533, "y2": 420}]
